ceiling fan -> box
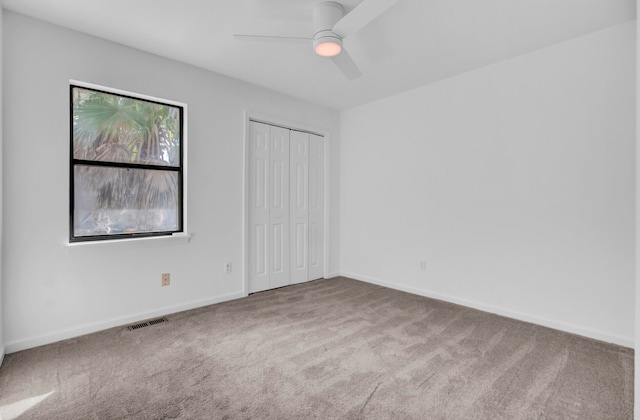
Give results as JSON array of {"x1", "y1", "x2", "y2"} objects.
[{"x1": 234, "y1": 0, "x2": 401, "y2": 80}]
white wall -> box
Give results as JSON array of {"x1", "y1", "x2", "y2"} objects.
[
  {"x1": 340, "y1": 21, "x2": 636, "y2": 347},
  {"x1": 2, "y1": 11, "x2": 340, "y2": 352},
  {"x1": 0, "y1": 5, "x2": 4, "y2": 365}
]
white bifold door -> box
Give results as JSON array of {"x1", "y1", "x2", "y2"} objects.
[{"x1": 248, "y1": 121, "x2": 324, "y2": 293}]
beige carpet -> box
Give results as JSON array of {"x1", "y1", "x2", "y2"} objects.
[{"x1": 0, "y1": 277, "x2": 633, "y2": 419}]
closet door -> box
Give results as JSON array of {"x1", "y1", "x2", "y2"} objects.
[
  {"x1": 290, "y1": 131, "x2": 309, "y2": 284},
  {"x1": 268, "y1": 126, "x2": 291, "y2": 289},
  {"x1": 308, "y1": 134, "x2": 324, "y2": 280},
  {"x1": 248, "y1": 122, "x2": 290, "y2": 293},
  {"x1": 248, "y1": 121, "x2": 323, "y2": 293},
  {"x1": 248, "y1": 122, "x2": 271, "y2": 293}
]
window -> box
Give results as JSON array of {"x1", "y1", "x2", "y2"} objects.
[{"x1": 70, "y1": 83, "x2": 185, "y2": 242}]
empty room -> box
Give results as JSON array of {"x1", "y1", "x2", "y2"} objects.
[{"x1": 0, "y1": 0, "x2": 637, "y2": 418}]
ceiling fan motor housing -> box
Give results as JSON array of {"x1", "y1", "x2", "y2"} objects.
[
  {"x1": 314, "y1": 1, "x2": 344, "y2": 35},
  {"x1": 313, "y1": 1, "x2": 345, "y2": 56},
  {"x1": 313, "y1": 1, "x2": 344, "y2": 32}
]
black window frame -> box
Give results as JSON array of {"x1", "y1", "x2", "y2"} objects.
[{"x1": 69, "y1": 83, "x2": 185, "y2": 243}]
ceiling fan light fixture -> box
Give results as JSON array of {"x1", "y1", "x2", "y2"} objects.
[{"x1": 314, "y1": 33, "x2": 342, "y2": 57}]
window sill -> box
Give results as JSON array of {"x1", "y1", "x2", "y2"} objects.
[{"x1": 65, "y1": 232, "x2": 191, "y2": 250}]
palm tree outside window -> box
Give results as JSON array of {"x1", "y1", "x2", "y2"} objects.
[{"x1": 70, "y1": 83, "x2": 185, "y2": 242}]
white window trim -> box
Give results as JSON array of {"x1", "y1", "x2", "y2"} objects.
[
  {"x1": 68, "y1": 80, "x2": 189, "y2": 245},
  {"x1": 65, "y1": 232, "x2": 190, "y2": 250}
]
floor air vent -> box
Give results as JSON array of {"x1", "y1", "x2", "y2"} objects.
[{"x1": 127, "y1": 317, "x2": 168, "y2": 331}]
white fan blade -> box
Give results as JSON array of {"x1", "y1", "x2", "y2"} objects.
[
  {"x1": 331, "y1": 48, "x2": 362, "y2": 80},
  {"x1": 332, "y1": 0, "x2": 400, "y2": 38},
  {"x1": 234, "y1": 34, "x2": 312, "y2": 44}
]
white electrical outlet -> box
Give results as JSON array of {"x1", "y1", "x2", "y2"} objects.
[
  {"x1": 224, "y1": 262, "x2": 232, "y2": 273},
  {"x1": 420, "y1": 260, "x2": 427, "y2": 271}
]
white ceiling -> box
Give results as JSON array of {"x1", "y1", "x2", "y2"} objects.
[{"x1": 1, "y1": 0, "x2": 635, "y2": 110}]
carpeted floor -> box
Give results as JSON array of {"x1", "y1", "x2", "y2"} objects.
[{"x1": 0, "y1": 277, "x2": 633, "y2": 419}]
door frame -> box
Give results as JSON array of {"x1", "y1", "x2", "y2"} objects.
[{"x1": 242, "y1": 111, "x2": 331, "y2": 296}]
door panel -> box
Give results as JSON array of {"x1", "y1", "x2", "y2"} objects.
[
  {"x1": 248, "y1": 122, "x2": 271, "y2": 293},
  {"x1": 295, "y1": 223, "x2": 306, "y2": 268},
  {"x1": 269, "y1": 126, "x2": 290, "y2": 289},
  {"x1": 272, "y1": 223, "x2": 285, "y2": 272},
  {"x1": 308, "y1": 134, "x2": 324, "y2": 280},
  {"x1": 290, "y1": 130, "x2": 309, "y2": 284}
]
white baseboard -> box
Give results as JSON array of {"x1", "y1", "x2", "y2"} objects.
[
  {"x1": 0, "y1": 348, "x2": 4, "y2": 367},
  {"x1": 6, "y1": 275, "x2": 632, "y2": 352},
  {"x1": 341, "y1": 271, "x2": 634, "y2": 349},
  {"x1": 4, "y1": 291, "x2": 245, "y2": 354}
]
